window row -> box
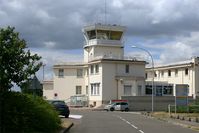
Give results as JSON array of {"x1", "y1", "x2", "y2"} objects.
[
  {"x1": 75, "y1": 84, "x2": 100, "y2": 96},
  {"x1": 58, "y1": 69, "x2": 84, "y2": 78},
  {"x1": 146, "y1": 68, "x2": 189, "y2": 78},
  {"x1": 90, "y1": 64, "x2": 99, "y2": 74},
  {"x1": 145, "y1": 85, "x2": 173, "y2": 96}
]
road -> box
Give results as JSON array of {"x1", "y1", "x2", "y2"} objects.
[{"x1": 68, "y1": 110, "x2": 198, "y2": 133}]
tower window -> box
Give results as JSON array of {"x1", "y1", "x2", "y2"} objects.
[{"x1": 87, "y1": 30, "x2": 96, "y2": 40}]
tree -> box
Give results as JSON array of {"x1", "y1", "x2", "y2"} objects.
[
  {"x1": 0, "y1": 26, "x2": 42, "y2": 92},
  {"x1": 0, "y1": 26, "x2": 42, "y2": 132}
]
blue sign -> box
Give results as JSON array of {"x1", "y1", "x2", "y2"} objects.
[{"x1": 175, "y1": 84, "x2": 189, "y2": 106}]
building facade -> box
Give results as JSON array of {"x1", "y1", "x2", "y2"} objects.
[
  {"x1": 146, "y1": 57, "x2": 199, "y2": 98},
  {"x1": 43, "y1": 24, "x2": 146, "y2": 107}
]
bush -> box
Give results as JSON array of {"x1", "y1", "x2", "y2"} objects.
[
  {"x1": 169, "y1": 105, "x2": 199, "y2": 113},
  {"x1": 1, "y1": 91, "x2": 61, "y2": 133}
]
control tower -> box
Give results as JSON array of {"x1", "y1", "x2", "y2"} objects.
[{"x1": 82, "y1": 23, "x2": 126, "y2": 62}]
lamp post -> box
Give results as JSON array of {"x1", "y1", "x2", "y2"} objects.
[
  {"x1": 131, "y1": 45, "x2": 155, "y2": 112},
  {"x1": 42, "y1": 64, "x2": 46, "y2": 81}
]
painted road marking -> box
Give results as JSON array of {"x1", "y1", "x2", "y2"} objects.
[
  {"x1": 130, "y1": 124, "x2": 138, "y2": 129},
  {"x1": 139, "y1": 130, "x2": 144, "y2": 133},
  {"x1": 117, "y1": 115, "x2": 144, "y2": 133},
  {"x1": 69, "y1": 115, "x2": 83, "y2": 119}
]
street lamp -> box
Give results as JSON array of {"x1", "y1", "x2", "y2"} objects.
[
  {"x1": 42, "y1": 64, "x2": 46, "y2": 81},
  {"x1": 131, "y1": 45, "x2": 155, "y2": 112}
]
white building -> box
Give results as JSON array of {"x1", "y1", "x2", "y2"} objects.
[
  {"x1": 146, "y1": 57, "x2": 199, "y2": 98},
  {"x1": 43, "y1": 24, "x2": 146, "y2": 107}
]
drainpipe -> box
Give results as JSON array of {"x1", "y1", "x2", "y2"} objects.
[{"x1": 116, "y1": 79, "x2": 119, "y2": 99}]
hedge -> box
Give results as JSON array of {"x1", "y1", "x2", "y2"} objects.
[{"x1": 1, "y1": 92, "x2": 61, "y2": 133}]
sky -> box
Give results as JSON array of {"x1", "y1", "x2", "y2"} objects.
[{"x1": 1, "y1": 0, "x2": 199, "y2": 81}]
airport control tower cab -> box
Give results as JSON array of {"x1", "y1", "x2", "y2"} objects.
[{"x1": 82, "y1": 23, "x2": 126, "y2": 62}]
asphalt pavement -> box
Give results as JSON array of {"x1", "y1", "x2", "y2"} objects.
[{"x1": 67, "y1": 110, "x2": 198, "y2": 133}]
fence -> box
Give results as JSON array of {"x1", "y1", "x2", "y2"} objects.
[{"x1": 70, "y1": 95, "x2": 89, "y2": 107}]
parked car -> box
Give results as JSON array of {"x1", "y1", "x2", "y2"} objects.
[
  {"x1": 48, "y1": 100, "x2": 70, "y2": 118},
  {"x1": 104, "y1": 102, "x2": 129, "y2": 112}
]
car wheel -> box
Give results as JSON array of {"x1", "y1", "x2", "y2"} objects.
[
  {"x1": 65, "y1": 114, "x2": 69, "y2": 118},
  {"x1": 110, "y1": 107, "x2": 114, "y2": 111},
  {"x1": 125, "y1": 108, "x2": 129, "y2": 112}
]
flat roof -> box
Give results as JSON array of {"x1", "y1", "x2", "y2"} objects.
[
  {"x1": 89, "y1": 58, "x2": 146, "y2": 64},
  {"x1": 146, "y1": 59, "x2": 193, "y2": 70},
  {"x1": 83, "y1": 23, "x2": 126, "y2": 32}
]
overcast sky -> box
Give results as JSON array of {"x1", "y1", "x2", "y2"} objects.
[{"x1": 1, "y1": 0, "x2": 199, "y2": 80}]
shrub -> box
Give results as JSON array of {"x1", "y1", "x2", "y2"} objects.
[{"x1": 1, "y1": 92, "x2": 61, "y2": 133}]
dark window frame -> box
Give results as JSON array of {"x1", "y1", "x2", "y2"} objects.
[{"x1": 125, "y1": 64, "x2": 129, "y2": 73}]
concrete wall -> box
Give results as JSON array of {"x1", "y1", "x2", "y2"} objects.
[
  {"x1": 94, "y1": 46, "x2": 123, "y2": 59},
  {"x1": 53, "y1": 68, "x2": 86, "y2": 100},
  {"x1": 122, "y1": 96, "x2": 175, "y2": 111},
  {"x1": 102, "y1": 63, "x2": 118, "y2": 101},
  {"x1": 102, "y1": 62, "x2": 145, "y2": 101}
]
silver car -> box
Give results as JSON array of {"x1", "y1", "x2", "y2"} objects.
[{"x1": 104, "y1": 102, "x2": 129, "y2": 112}]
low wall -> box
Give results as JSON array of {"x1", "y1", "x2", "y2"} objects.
[
  {"x1": 122, "y1": 96, "x2": 175, "y2": 111},
  {"x1": 122, "y1": 96, "x2": 195, "y2": 111}
]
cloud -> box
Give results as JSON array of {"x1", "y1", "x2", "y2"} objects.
[
  {"x1": 31, "y1": 48, "x2": 83, "y2": 80},
  {"x1": 0, "y1": 0, "x2": 199, "y2": 50},
  {"x1": 159, "y1": 42, "x2": 193, "y2": 64},
  {"x1": 1, "y1": 0, "x2": 199, "y2": 80}
]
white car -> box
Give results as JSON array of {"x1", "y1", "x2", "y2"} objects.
[{"x1": 104, "y1": 102, "x2": 129, "y2": 112}]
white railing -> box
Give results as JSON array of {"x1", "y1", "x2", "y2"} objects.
[
  {"x1": 84, "y1": 39, "x2": 124, "y2": 46},
  {"x1": 88, "y1": 55, "x2": 140, "y2": 62}
]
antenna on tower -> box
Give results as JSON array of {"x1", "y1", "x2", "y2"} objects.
[{"x1": 104, "y1": 0, "x2": 107, "y2": 24}]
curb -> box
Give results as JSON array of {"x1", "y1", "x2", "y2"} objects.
[
  {"x1": 60, "y1": 122, "x2": 74, "y2": 133},
  {"x1": 141, "y1": 112, "x2": 199, "y2": 131}
]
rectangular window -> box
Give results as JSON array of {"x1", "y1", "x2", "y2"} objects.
[
  {"x1": 161, "y1": 71, "x2": 164, "y2": 77},
  {"x1": 175, "y1": 69, "x2": 178, "y2": 76},
  {"x1": 185, "y1": 68, "x2": 188, "y2": 75},
  {"x1": 86, "y1": 86, "x2": 88, "y2": 95},
  {"x1": 76, "y1": 86, "x2": 82, "y2": 95},
  {"x1": 91, "y1": 83, "x2": 100, "y2": 96},
  {"x1": 91, "y1": 65, "x2": 94, "y2": 74},
  {"x1": 58, "y1": 69, "x2": 64, "y2": 78},
  {"x1": 156, "y1": 86, "x2": 163, "y2": 96},
  {"x1": 154, "y1": 72, "x2": 157, "y2": 77},
  {"x1": 145, "y1": 73, "x2": 148, "y2": 79},
  {"x1": 125, "y1": 64, "x2": 129, "y2": 73},
  {"x1": 95, "y1": 64, "x2": 99, "y2": 73},
  {"x1": 77, "y1": 69, "x2": 83, "y2": 77},
  {"x1": 138, "y1": 85, "x2": 142, "y2": 96},
  {"x1": 145, "y1": 85, "x2": 152, "y2": 95},
  {"x1": 124, "y1": 85, "x2": 132, "y2": 95},
  {"x1": 168, "y1": 70, "x2": 171, "y2": 77},
  {"x1": 163, "y1": 86, "x2": 173, "y2": 95}
]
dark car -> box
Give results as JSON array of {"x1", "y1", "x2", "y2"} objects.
[{"x1": 48, "y1": 100, "x2": 70, "y2": 118}]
